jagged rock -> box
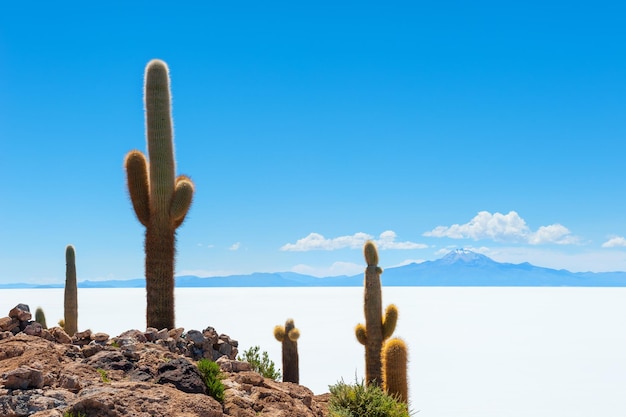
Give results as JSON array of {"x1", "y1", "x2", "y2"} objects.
[
  {"x1": 48, "y1": 328, "x2": 71, "y2": 345},
  {"x1": 85, "y1": 350, "x2": 133, "y2": 372},
  {"x1": 9, "y1": 304, "x2": 31, "y2": 322},
  {"x1": 93, "y1": 333, "x2": 109, "y2": 344},
  {"x1": 23, "y1": 323, "x2": 43, "y2": 337},
  {"x1": 3, "y1": 366, "x2": 45, "y2": 390},
  {"x1": 156, "y1": 357, "x2": 207, "y2": 394},
  {"x1": 0, "y1": 317, "x2": 20, "y2": 332}
]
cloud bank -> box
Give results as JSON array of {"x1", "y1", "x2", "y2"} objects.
[
  {"x1": 423, "y1": 211, "x2": 578, "y2": 245},
  {"x1": 280, "y1": 230, "x2": 427, "y2": 252}
]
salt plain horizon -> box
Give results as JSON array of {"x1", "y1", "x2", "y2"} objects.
[{"x1": 1, "y1": 286, "x2": 625, "y2": 417}]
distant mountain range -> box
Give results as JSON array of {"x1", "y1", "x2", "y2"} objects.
[{"x1": 4, "y1": 249, "x2": 626, "y2": 289}]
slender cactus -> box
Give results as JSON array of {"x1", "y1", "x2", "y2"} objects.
[
  {"x1": 35, "y1": 307, "x2": 47, "y2": 329},
  {"x1": 382, "y1": 337, "x2": 409, "y2": 404},
  {"x1": 355, "y1": 240, "x2": 398, "y2": 386},
  {"x1": 124, "y1": 59, "x2": 195, "y2": 330},
  {"x1": 274, "y1": 318, "x2": 300, "y2": 384},
  {"x1": 64, "y1": 245, "x2": 78, "y2": 336}
]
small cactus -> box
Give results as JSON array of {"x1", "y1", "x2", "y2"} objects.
[
  {"x1": 274, "y1": 318, "x2": 300, "y2": 384},
  {"x1": 124, "y1": 59, "x2": 195, "y2": 330},
  {"x1": 382, "y1": 337, "x2": 409, "y2": 404},
  {"x1": 35, "y1": 307, "x2": 47, "y2": 329},
  {"x1": 64, "y1": 245, "x2": 78, "y2": 336},
  {"x1": 355, "y1": 240, "x2": 398, "y2": 386}
]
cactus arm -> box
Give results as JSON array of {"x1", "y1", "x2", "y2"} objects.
[
  {"x1": 382, "y1": 337, "x2": 409, "y2": 404},
  {"x1": 124, "y1": 150, "x2": 150, "y2": 227},
  {"x1": 355, "y1": 323, "x2": 368, "y2": 345},
  {"x1": 273, "y1": 325, "x2": 286, "y2": 342},
  {"x1": 382, "y1": 304, "x2": 398, "y2": 340},
  {"x1": 171, "y1": 175, "x2": 194, "y2": 227},
  {"x1": 287, "y1": 327, "x2": 300, "y2": 342}
]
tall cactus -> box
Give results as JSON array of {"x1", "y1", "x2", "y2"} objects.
[
  {"x1": 64, "y1": 244, "x2": 78, "y2": 336},
  {"x1": 382, "y1": 337, "x2": 409, "y2": 404},
  {"x1": 274, "y1": 318, "x2": 300, "y2": 384},
  {"x1": 355, "y1": 240, "x2": 398, "y2": 386},
  {"x1": 124, "y1": 59, "x2": 195, "y2": 330}
]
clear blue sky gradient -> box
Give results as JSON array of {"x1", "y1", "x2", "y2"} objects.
[{"x1": 2, "y1": 1, "x2": 626, "y2": 284}]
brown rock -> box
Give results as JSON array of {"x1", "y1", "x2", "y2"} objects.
[
  {"x1": 0, "y1": 332, "x2": 329, "y2": 417},
  {"x1": 9, "y1": 304, "x2": 32, "y2": 321}
]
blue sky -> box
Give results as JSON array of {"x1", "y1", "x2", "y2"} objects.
[{"x1": 1, "y1": 1, "x2": 626, "y2": 284}]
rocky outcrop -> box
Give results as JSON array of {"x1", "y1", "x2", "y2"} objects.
[{"x1": 0, "y1": 305, "x2": 329, "y2": 417}]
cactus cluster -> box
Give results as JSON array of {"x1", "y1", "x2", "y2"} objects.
[
  {"x1": 355, "y1": 241, "x2": 409, "y2": 403},
  {"x1": 274, "y1": 318, "x2": 300, "y2": 383},
  {"x1": 124, "y1": 59, "x2": 195, "y2": 330}
]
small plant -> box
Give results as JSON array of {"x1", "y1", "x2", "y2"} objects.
[
  {"x1": 238, "y1": 345, "x2": 281, "y2": 380},
  {"x1": 63, "y1": 411, "x2": 86, "y2": 417},
  {"x1": 328, "y1": 379, "x2": 412, "y2": 417},
  {"x1": 197, "y1": 358, "x2": 225, "y2": 402},
  {"x1": 96, "y1": 368, "x2": 110, "y2": 383}
]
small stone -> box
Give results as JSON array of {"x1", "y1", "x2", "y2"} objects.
[
  {"x1": 0, "y1": 317, "x2": 19, "y2": 332},
  {"x1": 169, "y1": 327, "x2": 184, "y2": 340},
  {"x1": 185, "y1": 330, "x2": 205, "y2": 345},
  {"x1": 93, "y1": 332, "x2": 109, "y2": 343},
  {"x1": 82, "y1": 343, "x2": 104, "y2": 358},
  {"x1": 3, "y1": 365, "x2": 44, "y2": 389},
  {"x1": 23, "y1": 322, "x2": 43, "y2": 336},
  {"x1": 49, "y1": 327, "x2": 72, "y2": 344}
]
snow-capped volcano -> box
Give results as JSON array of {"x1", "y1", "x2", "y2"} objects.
[{"x1": 436, "y1": 248, "x2": 494, "y2": 267}]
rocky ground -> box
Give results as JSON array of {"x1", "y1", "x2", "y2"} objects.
[{"x1": 0, "y1": 304, "x2": 330, "y2": 417}]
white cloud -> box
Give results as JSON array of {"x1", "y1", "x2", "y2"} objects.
[
  {"x1": 280, "y1": 230, "x2": 426, "y2": 252},
  {"x1": 528, "y1": 224, "x2": 578, "y2": 245},
  {"x1": 291, "y1": 261, "x2": 363, "y2": 277},
  {"x1": 390, "y1": 259, "x2": 426, "y2": 268},
  {"x1": 376, "y1": 230, "x2": 428, "y2": 250},
  {"x1": 424, "y1": 211, "x2": 578, "y2": 245},
  {"x1": 229, "y1": 242, "x2": 241, "y2": 251},
  {"x1": 602, "y1": 237, "x2": 626, "y2": 248}
]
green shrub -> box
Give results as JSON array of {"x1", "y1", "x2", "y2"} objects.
[
  {"x1": 328, "y1": 379, "x2": 412, "y2": 417},
  {"x1": 197, "y1": 358, "x2": 225, "y2": 402},
  {"x1": 238, "y1": 345, "x2": 281, "y2": 380},
  {"x1": 63, "y1": 411, "x2": 86, "y2": 417},
  {"x1": 96, "y1": 368, "x2": 110, "y2": 383}
]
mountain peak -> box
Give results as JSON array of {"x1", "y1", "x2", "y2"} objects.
[{"x1": 438, "y1": 249, "x2": 493, "y2": 266}]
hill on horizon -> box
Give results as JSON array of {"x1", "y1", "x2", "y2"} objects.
[{"x1": 4, "y1": 249, "x2": 626, "y2": 289}]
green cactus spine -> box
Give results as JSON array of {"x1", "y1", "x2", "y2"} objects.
[
  {"x1": 274, "y1": 318, "x2": 300, "y2": 384},
  {"x1": 125, "y1": 59, "x2": 195, "y2": 330},
  {"x1": 355, "y1": 240, "x2": 398, "y2": 386},
  {"x1": 64, "y1": 245, "x2": 78, "y2": 336},
  {"x1": 35, "y1": 307, "x2": 47, "y2": 329},
  {"x1": 382, "y1": 337, "x2": 409, "y2": 404}
]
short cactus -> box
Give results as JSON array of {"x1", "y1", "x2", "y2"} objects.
[
  {"x1": 382, "y1": 337, "x2": 409, "y2": 404},
  {"x1": 355, "y1": 240, "x2": 398, "y2": 386},
  {"x1": 35, "y1": 307, "x2": 47, "y2": 329},
  {"x1": 274, "y1": 318, "x2": 300, "y2": 384},
  {"x1": 124, "y1": 59, "x2": 195, "y2": 330},
  {"x1": 64, "y1": 245, "x2": 78, "y2": 336}
]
